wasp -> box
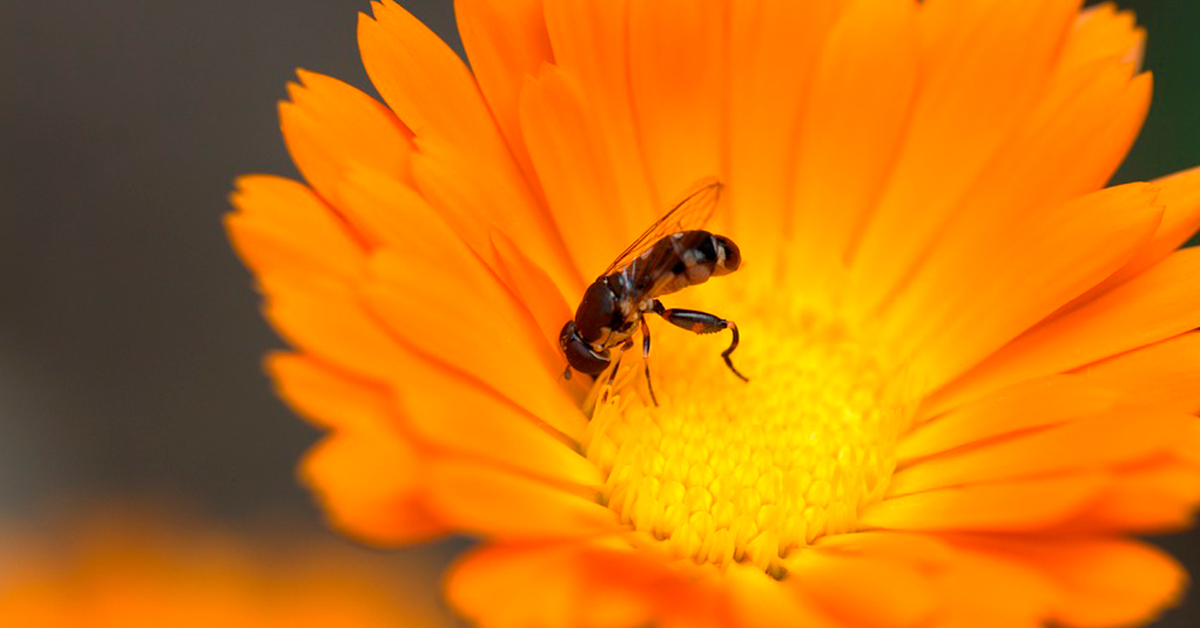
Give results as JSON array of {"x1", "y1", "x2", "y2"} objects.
[{"x1": 559, "y1": 177, "x2": 748, "y2": 406}]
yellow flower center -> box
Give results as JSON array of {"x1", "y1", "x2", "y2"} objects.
[{"x1": 583, "y1": 288, "x2": 915, "y2": 577}]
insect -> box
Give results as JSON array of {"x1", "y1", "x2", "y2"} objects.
[{"x1": 558, "y1": 177, "x2": 748, "y2": 406}]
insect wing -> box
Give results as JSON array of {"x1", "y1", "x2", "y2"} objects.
[{"x1": 601, "y1": 176, "x2": 723, "y2": 277}]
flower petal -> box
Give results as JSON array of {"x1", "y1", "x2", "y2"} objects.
[
  {"x1": 727, "y1": 0, "x2": 845, "y2": 270},
  {"x1": 863, "y1": 473, "x2": 1108, "y2": 532},
  {"x1": 300, "y1": 432, "x2": 444, "y2": 546},
  {"x1": 267, "y1": 353, "x2": 395, "y2": 433},
  {"x1": 886, "y1": 182, "x2": 1161, "y2": 391},
  {"x1": 226, "y1": 175, "x2": 365, "y2": 283},
  {"x1": 449, "y1": 541, "x2": 663, "y2": 628},
  {"x1": 359, "y1": 0, "x2": 576, "y2": 288},
  {"x1": 264, "y1": 286, "x2": 409, "y2": 383},
  {"x1": 932, "y1": 246, "x2": 1200, "y2": 412},
  {"x1": 363, "y1": 250, "x2": 585, "y2": 435},
  {"x1": 1075, "y1": 165, "x2": 1200, "y2": 303},
  {"x1": 519, "y1": 64, "x2": 629, "y2": 278},
  {"x1": 786, "y1": 549, "x2": 935, "y2": 628},
  {"x1": 334, "y1": 168, "x2": 586, "y2": 437},
  {"x1": 454, "y1": 0, "x2": 551, "y2": 184},
  {"x1": 411, "y1": 140, "x2": 581, "y2": 291},
  {"x1": 957, "y1": 537, "x2": 1186, "y2": 628},
  {"x1": 891, "y1": 410, "x2": 1192, "y2": 495},
  {"x1": 1076, "y1": 331, "x2": 1200, "y2": 413},
  {"x1": 1061, "y1": 3, "x2": 1145, "y2": 74},
  {"x1": 628, "y1": 0, "x2": 726, "y2": 212},
  {"x1": 358, "y1": 0, "x2": 498, "y2": 157},
  {"x1": 1052, "y1": 457, "x2": 1200, "y2": 533},
  {"x1": 399, "y1": 362, "x2": 598, "y2": 487},
  {"x1": 278, "y1": 70, "x2": 415, "y2": 211},
  {"x1": 542, "y1": 0, "x2": 657, "y2": 223},
  {"x1": 846, "y1": 0, "x2": 1095, "y2": 316},
  {"x1": 901, "y1": 375, "x2": 1121, "y2": 464},
  {"x1": 491, "y1": 230, "x2": 587, "y2": 386},
  {"x1": 426, "y1": 460, "x2": 616, "y2": 539},
  {"x1": 448, "y1": 543, "x2": 588, "y2": 628},
  {"x1": 928, "y1": 542, "x2": 1057, "y2": 628},
  {"x1": 1044, "y1": 540, "x2": 1186, "y2": 628},
  {"x1": 724, "y1": 565, "x2": 841, "y2": 628},
  {"x1": 785, "y1": 0, "x2": 919, "y2": 303}
]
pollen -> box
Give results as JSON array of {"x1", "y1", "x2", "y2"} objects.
[{"x1": 583, "y1": 292, "x2": 915, "y2": 576}]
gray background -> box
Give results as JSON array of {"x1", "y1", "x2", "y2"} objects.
[{"x1": 0, "y1": 1, "x2": 1197, "y2": 625}]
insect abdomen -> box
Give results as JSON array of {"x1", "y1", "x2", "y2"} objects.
[{"x1": 644, "y1": 230, "x2": 741, "y2": 296}]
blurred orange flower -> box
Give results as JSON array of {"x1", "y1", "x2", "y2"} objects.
[
  {"x1": 0, "y1": 507, "x2": 452, "y2": 627},
  {"x1": 228, "y1": 1, "x2": 1200, "y2": 627}
]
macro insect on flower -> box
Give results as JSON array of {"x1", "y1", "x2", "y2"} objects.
[
  {"x1": 559, "y1": 177, "x2": 747, "y2": 406},
  {"x1": 228, "y1": 1, "x2": 1200, "y2": 627}
]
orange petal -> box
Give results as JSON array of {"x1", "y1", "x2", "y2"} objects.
[
  {"x1": 724, "y1": 565, "x2": 841, "y2": 628},
  {"x1": 335, "y1": 168, "x2": 498, "y2": 288},
  {"x1": 278, "y1": 70, "x2": 414, "y2": 211},
  {"x1": 886, "y1": 183, "x2": 1161, "y2": 391},
  {"x1": 300, "y1": 432, "x2": 445, "y2": 546},
  {"x1": 337, "y1": 168, "x2": 558, "y2": 372},
  {"x1": 1043, "y1": 540, "x2": 1186, "y2": 628},
  {"x1": 454, "y1": 0, "x2": 550, "y2": 185},
  {"x1": 1170, "y1": 418, "x2": 1200, "y2": 468},
  {"x1": 1052, "y1": 457, "x2": 1200, "y2": 533},
  {"x1": 425, "y1": 460, "x2": 616, "y2": 540},
  {"x1": 226, "y1": 175, "x2": 365, "y2": 283},
  {"x1": 542, "y1": 0, "x2": 657, "y2": 227},
  {"x1": 448, "y1": 541, "x2": 659, "y2": 628},
  {"x1": 627, "y1": 0, "x2": 726, "y2": 212},
  {"x1": 363, "y1": 250, "x2": 584, "y2": 434},
  {"x1": 960, "y1": 537, "x2": 1187, "y2": 628},
  {"x1": 1061, "y1": 4, "x2": 1145, "y2": 75},
  {"x1": 1075, "y1": 331, "x2": 1200, "y2": 413},
  {"x1": 1074, "y1": 165, "x2": 1200, "y2": 304},
  {"x1": 448, "y1": 543, "x2": 588, "y2": 628},
  {"x1": 358, "y1": 0, "x2": 498, "y2": 156},
  {"x1": 410, "y1": 140, "x2": 581, "y2": 292},
  {"x1": 928, "y1": 542, "x2": 1058, "y2": 628},
  {"x1": 399, "y1": 361, "x2": 596, "y2": 486},
  {"x1": 727, "y1": 0, "x2": 845, "y2": 272},
  {"x1": 847, "y1": 0, "x2": 1083, "y2": 317},
  {"x1": 491, "y1": 229, "x2": 583, "y2": 372},
  {"x1": 266, "y1": 353, "x2": 396, "y2": 433},
  {"x1": 518, "y1": 64, "x2": 629, "y2": 278},
  {"x1": 901, "y1": 375, "x2": 1120, "y2": 464},
  {"x1": 946, "y1": 61, "x2": 1148, "y2": 222},
  {"x1": 814, "y1": 530, "x2": 956, "y2": 567},
  {"x1": 785, "y1": 0, "x2": 920, "y2": 305},
  {"x1": 786, "y1": 548, "x2": 935, "y2": 628},
  {"x1": 932, "y1": 246, "x2": 1200, "y2": 412},
  {"x1": 891, "y1": 410, "x2": 1192, "y2": 495},
  {"x1": 358, "y1": 1, "x2": 575, "y2": 288},
  {"x1": 863, "y1": 473, "x2": 1108, "y2": 532},
  {"x1": 264, "y1": 285, "x2": 409, "y2": 383}
]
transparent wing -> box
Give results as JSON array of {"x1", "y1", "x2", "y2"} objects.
[{"x1": 601, "y1": 176, "x2": 723, "y2": 277}]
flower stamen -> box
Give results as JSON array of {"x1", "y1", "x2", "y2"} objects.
[{"x1": 585, "y1": 293, "x2": 914, "y2": 575}]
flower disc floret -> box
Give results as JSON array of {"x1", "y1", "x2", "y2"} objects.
[{"x1": 587, "y1": 292, "x2": 914, "y2": 576}]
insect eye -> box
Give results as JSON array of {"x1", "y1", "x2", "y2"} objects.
[{"x1": 561, "y1": 323, "x2": 610, "y2": 375}]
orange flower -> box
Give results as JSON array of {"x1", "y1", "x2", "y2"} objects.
[
  {"x1": 228, "y1": 1, "x2": 1200, "y2": 626},
  {"x1": 0, "y1": 507, "x2": 454, "y2": 627}
]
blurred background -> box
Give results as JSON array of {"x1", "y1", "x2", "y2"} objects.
[{"x1": 0, "y1": 0, "x2": 1198, "y2": 625}]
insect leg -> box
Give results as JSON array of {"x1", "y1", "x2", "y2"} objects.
[
  {"x1": 651, "y1": 300, "x2": 749, "y2": 382},
  {"x1": 600, "y1": 338, "x2": 635, "y2": 403},
  {"x1": 640, "y1": 315, "x2": 659, "y2": 407}
]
